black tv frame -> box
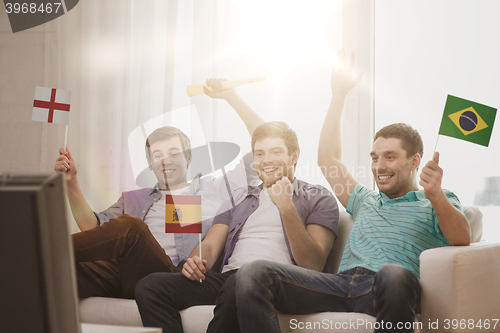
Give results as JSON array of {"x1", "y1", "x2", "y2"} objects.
[{"x1": 0, "y1": 172, "x2": 80, "y2": 333}]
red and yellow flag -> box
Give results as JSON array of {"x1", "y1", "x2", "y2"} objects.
[{"x1": 165, "y1": 195, "x2": 202, "y2": 233}]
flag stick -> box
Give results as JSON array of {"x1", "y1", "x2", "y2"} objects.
[
  {"x1": 433, "y1": 135, "x2": 440, "y2": 155},
  {"x1": 199, "y1": 234, "x2": 202, "y2": 282},
  {"x1": 161, "y1": 159, "x2": 167, "y2": 190},
  {"x1": 63, "y1": 124, "x2": 68, "y2": 149}
]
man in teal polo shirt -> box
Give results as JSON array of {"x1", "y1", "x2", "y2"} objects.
[{"x1": 232, "y1": 50, "x2": 471, "y2": 333}]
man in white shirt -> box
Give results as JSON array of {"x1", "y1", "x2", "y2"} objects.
[{"x1": 135, "y1": 121, "x2": 339, "y2": 333}]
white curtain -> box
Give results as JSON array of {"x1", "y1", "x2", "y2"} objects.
[
  {"x1": 37, "y1": 0, "x2": 215, "y2": 217},
  {"x1": 0, "y1": 0, "x2": 372, "y2": 224}
]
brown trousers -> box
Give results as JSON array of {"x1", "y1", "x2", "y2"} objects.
[{"x1": 73, "y1": 214, "x2": 181, "y2": 299}]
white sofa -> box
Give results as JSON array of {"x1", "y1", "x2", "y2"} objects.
[{"x1": 80, "y1": 207, "x2": 500, "y2": 333}]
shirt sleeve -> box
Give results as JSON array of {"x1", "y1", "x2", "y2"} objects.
[
  {"x1": 346, "y1": 184, "x2": 377, "y2": 217},
  {"x1": 444, "y1": 190, "x2": 463, "y2": 211},
  {"x1": 304, "y1": 187, "x2": 339, "y2": 238},
  {"x1": 212, "y1": 199, "x2": 233, "y2": 226},
  {"x1": 211, "y1": 152, "x2": 259, "y2": 205},
  {"x1": 95, "y1": 194, "x2": 125, "y2": 225},
  {"x1": 431, "y1": 189, "x2": 463, "y2": 236}
]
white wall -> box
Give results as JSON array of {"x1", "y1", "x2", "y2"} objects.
[
  {"x1": 210, "y1": 0, "x2": 345, "y2": 190},
  {"x1": 374, "y1": 0, "x2": 500, "y2": 241}
]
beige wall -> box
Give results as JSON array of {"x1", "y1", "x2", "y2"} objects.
[
  {"x1": 0, "y1": 10, "x2": 78, "y2": 233},
  {"x1": 2, "y1": 10, "x2": 40, "y2": 172}
]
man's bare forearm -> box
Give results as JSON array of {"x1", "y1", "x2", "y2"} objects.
[
  {"x1": 224, "y1": 92, "x2": 264, "y2": 136},
  {"x1": 278, "y1": 203, "x2": 332, "y2": 271},
  {"x1": 431, "y1": 191, "x2": 471, "y2": 246},
  {"x1": 188, "y1": 243, "x2": 218, "y2": 271},
  {"x1": 317, "y1": 92, "x2": 358, "y2": 208},
  {"x1": 318, "y1": 93, "x2": 347, "y2": 166},
  {"x1": 66, "y1": 179, "x2": 99, "y2": 231}
]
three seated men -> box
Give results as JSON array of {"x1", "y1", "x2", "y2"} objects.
[{"x1": 60, "y1": 55, "x2": 470, "y2": 333}]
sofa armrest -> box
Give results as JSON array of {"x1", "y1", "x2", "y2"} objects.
[{"x1": 420, "y1": 242, "x2": 500, "y2": 332}]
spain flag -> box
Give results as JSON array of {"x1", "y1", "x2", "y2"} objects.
[
  {"x1": 165, "y1": 195, "x2": 202, "y2": 233},
  {"x1": 438, "y1": 95, "x2": 497, "y2": 147}
]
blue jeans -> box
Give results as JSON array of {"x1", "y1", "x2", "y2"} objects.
[{"x1": 235, "y1": 261, "x2": 420, "y2": 333}]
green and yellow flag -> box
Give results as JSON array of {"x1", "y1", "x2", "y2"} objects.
[{"x1": 439, "y1": 95, "x2": 497, "y2": 147}]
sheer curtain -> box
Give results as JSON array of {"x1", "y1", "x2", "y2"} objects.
[
  {"x1": 0, "y1": 0, "x2": 373, "y2": 228},
  {"x1": 208, "y1": 0, "x2": 373, "y2": 198},
  {"x1": 38, "y1": 0, "x2": 215, "y2": 221}
]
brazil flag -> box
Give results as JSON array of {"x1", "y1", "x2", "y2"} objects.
[{"x1": 439, "y1": 95, "x2": 497, "y2": 147}]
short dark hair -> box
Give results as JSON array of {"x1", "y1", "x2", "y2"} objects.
[
  {"x1": 251, "y1": 121, "x2": 300, "y2": 156},
  {"x1": 145, "y1": 126, "x2": 192, "y2": 163},
  {"x1": 374, "y1": 123, "x2": 423, "y2": 158}
]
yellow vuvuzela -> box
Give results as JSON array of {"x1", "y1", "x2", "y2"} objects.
[{"x1": 186, "y1": 77, "x2": 266, "y2": 97}]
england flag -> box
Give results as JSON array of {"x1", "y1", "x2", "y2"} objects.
[{"x1": 32, "y1": 86, "x2": 71, "y2": 125}]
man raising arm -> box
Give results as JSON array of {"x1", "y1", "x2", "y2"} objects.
[
  {"x1": 135, "y1": 121, "x2": 338, "y2": 333},
  {"x1": 317, "y1": 50, "x2": 363, "y2": 207},
  {"x1": 232, "y1": 50, "x2": 470, "y2": 333}
]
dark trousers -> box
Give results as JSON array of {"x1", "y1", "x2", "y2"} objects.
[
  {"x1": 73, "y1": 214, "x2": 180, "y2": 299},
  {"x1": 135, "y1": 270, "x2": 239, "y2": 333},
  {"x1": 136, "y1": 260, "x2": 420, "y2": 333}
]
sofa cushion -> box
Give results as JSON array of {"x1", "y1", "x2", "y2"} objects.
[
  {"x1": 79, "y1": 299, "x2": 215, "y2": 333},
  {"x1": 463, "y1": 206, "x2": 483, "y2": 242},
  {"x1": 80, "y1": 297, "x2": 142, "y2": 326},
  {"x1": 80, "y1": 297, "x2": 381, "y2": 333}
]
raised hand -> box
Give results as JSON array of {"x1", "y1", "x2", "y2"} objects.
[
  {"x1": 54, "y1": 147, "x2": 78, "y2": 183},
  {"x1": 331, "y1": 49, "x2": 363, "y2": 96},
  {"x1": 182, "y1": 255, "x2": 207, "y2": 281},
  {"x1": 203, "y1": 78, "x2": 237, "y2": 100},
  {"x1": 268, "y1": 176, "x2": 294, "y2": 211}
]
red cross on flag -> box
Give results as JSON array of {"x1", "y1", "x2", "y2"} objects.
[{"x1": 32, "y1": 86, "x2": 71, "y2": 124}]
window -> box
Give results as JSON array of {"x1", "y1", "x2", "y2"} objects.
[{"x1": 209, "y1": 0, "x2": 344, "y2": 189}]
